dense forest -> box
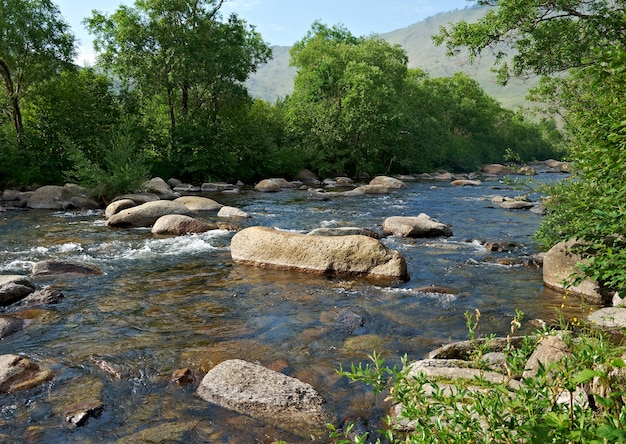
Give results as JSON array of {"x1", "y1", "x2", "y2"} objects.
[{"x1": 1, "y1": 0, "x2": 562, "y2": 203}]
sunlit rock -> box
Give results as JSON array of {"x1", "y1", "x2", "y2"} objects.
[
  {"x1": 0, "y1": 354, "x2": 53, "y2": 393},
  {"x1": 307, "y1": 227, "x2": 380, "y2": 239},
  {"x1": 499, "y1": 200, "x2": 535, "y2": 210},
  {"x1": 588, "y1": 307, "x2": 626, "y2": 330},
  {"x1": 343, "y1": 184, "x2": 391, "y2": 196},
  {"x1": 451, "y1": 179, "x2": 482, "y2": 186},
  {"x1": 254, "y1": 179, "x2": 282, "y2": 192},
  {"x1": 197, "y1": 359, "x2": 333, "y2": 439},
  {"x1": 151, "y1": 214, "x2": 216, "y2": 235},
  {"x1": 174, "y1": 196, "x2": 223, "y2": 212},
  {"x1": 369, "y1": 176, "x2": 407, "y2": 188},
  {"x1": 383, "y1": 214, "x2": 452, "y2": 238},
  {"x1": 107, "y1": 200, "x2": 193, "y2": 228},
  {"x1": 104, "y1": 198, "x2": 137, "y2": 218},
  {"x1": 0, "y1": 275, "x2": 35, "y2": 306},
  {"x1": 217, "y1": 206, "x2": 249, "y2": 218},
  {"x1": 543, "y1": 238, "x2": 605, "y2": 304},
  {"x1": 230, "y1": 226, "x2": 409, "y2": 281},
  {"x1": 482, "y1": 163, "x2": 510, "y2": 175}
]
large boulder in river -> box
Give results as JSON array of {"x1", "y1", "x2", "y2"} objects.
[
  {"x1": 151, "y1": 214, "x2": 216, "y2": 235},
  {"x1": 369, "y1": 176, "x2": 407, "y2": 189},
  {"x1": 197, "y1": 359, "x2": 333, "y2": 438},
  {"x1": 174, "y1": 196, "x2": 222, "y2": 212},
  {"x1": 0, "y1": 354, "x2": 54, "y2": 393},
  {"x1": 254, "y1": 179, "x2": 282, "y2": 192},
  {"x1": 107, "y1": 200, "x2": 193, "y2": 228},
  {"x1": 141, "y1": 177, "x2": 179, "y2": 200},
  {"x1": 0, "y1": 275, "x2": 35, "y2": 306},
  {"x1": 104, "y1": 199, "x2": 137, "y2": 218},
  {"x1": 482, "y1": 164, "x2": 511, "y2": 175},
  {"x1": 383, "y1": 214, "x2": 453, "y2": 238},
  {"x1": 543, "y1": 238, "x2": 605, "y2": 304},
  {"x1": 231, "y1": 226, "x2": 409, "y2": 281},
  {"x1": 27, "y1": 184, "x2": 99, "y2": 210}
]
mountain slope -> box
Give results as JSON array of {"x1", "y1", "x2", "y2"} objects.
[{"x1": 246, "y1": 6, "x2": 537, "y2": 109}]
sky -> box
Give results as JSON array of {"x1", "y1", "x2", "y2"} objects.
[{"x1": 54, "y1": 0, "x2": 473, "y2": 65}]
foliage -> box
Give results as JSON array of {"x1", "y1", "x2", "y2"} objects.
[
  {"x1": 86, "y1": 0, "x2": 272, "y2": 181},
  {"x1": 0, "y1": 0, "x2": 75, "y2": 144},
  {"x1": 335, "y1": 314, "x2": 626, "y2": 443},
  {"x1": 436, "y1": 0, "x2": 626, "y2": 294},
  {"x1": 64, "y1": 118, "x2": 150, "y2": 203}
]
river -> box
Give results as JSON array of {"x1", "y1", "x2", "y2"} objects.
[{"x1": 0, "y1": 172, "x2": 589, "y2": 442}]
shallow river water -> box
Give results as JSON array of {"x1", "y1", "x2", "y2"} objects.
[{"x1": 0, "y1": 173, "x2": 590, "y2": 442}]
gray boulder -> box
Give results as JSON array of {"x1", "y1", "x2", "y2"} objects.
[
  {"x1": 217, "y1": 206, "x2": 249, "y2": 218},
  {"x1": 451, "y1": 179, "x2": 482, "y2": 186},
  {"x1": 588, "y1": 307, "x2": 626, "y2": 331},
  {"x1": 107, "y1": 200, "x2": 193, "y2": 228},
  {"x1": 383, "y1": 214, "x2": 453, "y2": 238},
  {"x1": 27, "y1": 184, "x2": 99, "y2": 210},
  {"x1": 307, "y1": 227, "x2": 380, "y2": 239},
  {"x1": 254, "y1": 179, "x2": 282, "y2": 192},
  {"x1": 151, "y1": 214, "x2": 216, "y2": 235},
  {"x1": 0, "y1": 275, "x2": 35, "y2": 306},
  {"x1": 104, "y1": 199, "x2": 137, "y2": 218},
  {"x1": 543, "y1": 239, "x2": 605, "y2": 304},
  {"x1": 231, "y1": 226, "x2": 408, "y2": 281},
  {"x1": 482, "y1": 164, "x2": 510, "y2": 175},
  {"x1": 0, "y1": 316, "x2": 24, "y2": 339},
  {"x1": 369, "y1": 176, "x2": 407, "y2": 189},
  {"x1": 141, "y1": 177, "x2": 179, "y2": 200},
  {"x1": 174, "y1": 196, "x2": 223, "y2": 212},
  {"x1": 197, "y1": 359, "x2": 333, "y2": 438}
]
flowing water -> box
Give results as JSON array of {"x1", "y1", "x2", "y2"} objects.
[{"x1": 0, "y1": 173, "x2": 591, "y2": 443}]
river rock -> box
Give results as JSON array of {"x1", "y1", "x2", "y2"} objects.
[
  {"x1": 31, "y1": 260, "x2": 103, "y2": 278},
  {"x1": 522, "y1": 335, "x2": 571, "y2": 379},
  {"x1": 482, "y1": 164, "x2": 510, "y2": 175},
  {"x1": 174, "y1": 196, "x2": 222, "y2": 211},
  {"x1": 4, "y1": 287, "x2": 63, "y2": 311},
  {"x1": 197, "y1": 359, "x2": 333, "y2": 438},
  {"x1": 107, "y1": 200, "x2": 193, "y2": 228},
  {"x1": 0, "y1": 354, "x2": 53, "y2": 393},
  {"x1": 588, "y1": 307, "x2": 626, "y2": 330},
  {"x1": 151, "y1": 214, "x2": 217, "y2": 235},
  {"x1": 383, "y1": 214, "x2": 453, "y2": 238},
  {"x1": 296, "y1": 169, "x2": 318, "y2": 184},
  {"x1": 0, "y1": 316, "x2": 24, "y2": 339},
  {"x1": 27, "y1": 184, "x2": 99, "y2": 210},
  {"x1": 344, "y1": 185, "x2": 391, "y2": 196},
  {"x1": 543, "y1": 239, "x2": 605, "y2": 304},
  {"x1": 254, "y1": 179, "x2": 282, "y2": 192},
  {"x1": 499, "y1": 200, "x2": 535, "y2": 210},
  {"x1": 0, "y1": 275, "x2": 35, "y2": 306},
  {"x1": 104, "y1": 199, "x2": 137, "y2": 218},
  {"x1": 231, "y1": 226, "x2": 409, "y2": 281},
  {"x1": 451, "y1": 179, "x2": 482, "y2": 186},
  {"x1": 113, "y1": 193, "x2": 160, "y2": 205},
  {"x1": 307, "y1": 227, "x2": 380, "y2": 239},
  {"x1": 141, "y1": 177, "x2": 179, "y2": 200},
  {"x1": 200, "y1": 182, "x2": 239, "y2": 193},
  {"x1": 369, "y1": 176, "x2": 407, "y2": 189},
  {"x1": 217, "y1": 206, "x2": 249, "y2": 218}
]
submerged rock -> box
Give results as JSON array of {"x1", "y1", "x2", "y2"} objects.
[
  {"x1": 197, "y1": 359, "x2": 333, "y2": 438},
  {"x1": 0, "y1": 354, "x2": 53, "y2": 393},
  {"x1": 31, "y1": 260, "x2": 103, "y2": 278},
  {"x1": 230, "y1": 226, "x2": 409, "y2": 281}
]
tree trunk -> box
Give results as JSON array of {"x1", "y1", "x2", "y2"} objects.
[{"x1": 0, "y1": 59, "x2": 23, "y2": 145}]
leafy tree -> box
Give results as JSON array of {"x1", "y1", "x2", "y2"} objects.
[
  {"x1": 86, "y1": 0, "x2": 272, "y2": 180},
  {"x1": 435, "y1": 0, "x2": 626, "y2": 293},
  {"x1": 286, "y1": 22, "x2": 409, "y2": 178},
  {"x1": 0, "y1": 0, "x2": 75, "y2": 145}
]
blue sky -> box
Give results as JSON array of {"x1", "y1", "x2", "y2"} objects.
[{"x1": 55, "y1": 0, "x2": 473, "y2": 65}]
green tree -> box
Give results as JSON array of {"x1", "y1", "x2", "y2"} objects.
[
  {"x1": 86, "y1": 0, "x2": 271, "y2": 180},
  {"x1": 435, "y1": 0, "x2": 626, "y2": 293},
  {"x1": 286, "y1": 22, "x2": 409, "y2": 177},
  {"x1": 0, "y1": 0, "x2": 75, "y2": 145}
]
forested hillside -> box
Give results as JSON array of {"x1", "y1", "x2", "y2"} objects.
[{"x1": 247, "y1": 6, "x2": 536, "y2": 108}]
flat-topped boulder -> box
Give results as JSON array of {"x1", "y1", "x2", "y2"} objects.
[
  {"x1": 369, "y1": 176, "x2": 407, "y2": 189},
  {"x1": 231, "y1": 226, "x2": 409, "y2": 281},
  {"x1": 174, "y1": 196, "x2": 222, "y2": 212},
  {"x1": 151, "y1": 214, "x2": 218, "y2": 235},
  {"x1": 31, "y1": 260, "x2": 104, "y2": 278},
  {"x1": 197, "y1": 359, "x2": 333, "y2": 439},
  {"x1": 451, "y1": 179, "x2": 482, "y2": 186},
  {"x1": 482, "y1": 164, "x2": 511, "y2": 175},
  {"x1": 383, "y1": 214, "x2": 453, "y2": 238},
  {"x1": 107, "y1": 200, "x2": 193, "y2": 228}
]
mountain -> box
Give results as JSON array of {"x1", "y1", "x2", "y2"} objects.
[{"x1": 246, "y1": 6, "x2": 538, "y2": 109}]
